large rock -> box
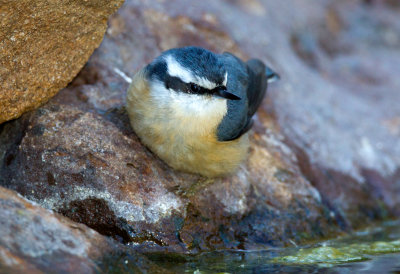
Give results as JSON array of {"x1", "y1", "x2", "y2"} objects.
[
  {"x1": 1, "y1": 0, "x2": 400, "y2": 253},
  {"x1": 0, "y1": 83, "x2": 330, "y2": 253},
  {"x1": 0, "y1": 187, "x2": 168, "y2": 273},
  {"x1": 0, "y1": 0, "x2": 124, "y2": 124}
]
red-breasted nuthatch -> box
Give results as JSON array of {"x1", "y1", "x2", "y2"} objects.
[{"x1": 126, "y1": 47, "x2": 279, "y2": 177}]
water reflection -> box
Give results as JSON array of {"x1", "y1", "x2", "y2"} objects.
[{"x1": 147, "y1": 220, "x2": 400, "y2": 273}]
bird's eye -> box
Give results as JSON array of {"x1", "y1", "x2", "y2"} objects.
[{"x1": 190, "y1": 83, "x2": 202, "y2": 93}]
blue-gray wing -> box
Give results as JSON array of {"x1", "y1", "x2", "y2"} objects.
[
  {"x1": 217, "y1": 53, "x2": 275, "y2": 141},
  {"x1": 245, "y1": 59, "x2": 268, "y2": 118}
]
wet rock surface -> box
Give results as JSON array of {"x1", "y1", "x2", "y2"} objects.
[
  {"x1": 0, "y1": 187, "x2": 168, "y2": 273},
  {"x1": 1, "y1": 0, "x2": 400, "y2": 255},
  {"x1": 0, "y1": 0, "x2": 124, "y2": 123}
]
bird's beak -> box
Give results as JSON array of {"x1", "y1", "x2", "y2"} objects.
[{"x1": 215, "y1": 87, "x2": 241, "y2": 100}]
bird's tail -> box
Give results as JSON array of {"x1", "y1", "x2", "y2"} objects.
[{"x1": 265, "y1": 66, "x2": 280, "y2": 83}]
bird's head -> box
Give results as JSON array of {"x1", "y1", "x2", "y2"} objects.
[{"x1": 145, "y1": 47, "x2": 241, "y2": 102}]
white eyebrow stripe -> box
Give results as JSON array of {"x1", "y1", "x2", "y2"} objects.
[
  {"x1": 164, "y1": 54, "x2": 222, "y2": 90},
  {"x1": 196, "y1": 76, "x2": 217, "y2": 90},
  {"x1": 223, "y1": 71, "x2": 228, "y2": 86},
  {"x1": 165, "y1": 55, "x2": 194, "y2": 83}
]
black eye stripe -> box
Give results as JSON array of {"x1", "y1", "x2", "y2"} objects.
[
  {"x1": 165, "y1": 75, "x2": 187, "y2": 92},
  {"x1": 189, "y1": 83, "x2": 207, "y2": 94},
  {"x1": 165, "y1": 74, "x2": 226, "y2": 96}
]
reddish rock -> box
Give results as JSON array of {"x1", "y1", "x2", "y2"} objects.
[
  {"x1": 0, "y1": 0, "x2": 124, "y2": 124},
  {"x1": 1, "y1": 0, "x2": 400, "y2": 254},
  {"x1": 0, "y1": 84, "x2": 329, "y2": 253},
  {"x1": 0, "y1": 187, "x2": 168, "y2": 273}
]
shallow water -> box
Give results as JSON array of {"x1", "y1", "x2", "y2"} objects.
[{"x1": 147, "y1": 220, "x2": 400, "y2": 273}]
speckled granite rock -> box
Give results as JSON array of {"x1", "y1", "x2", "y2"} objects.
[
  {"x1": 1, "y1": 0, "x2": 400, "y2": 254},
  {"x1": 0, "y1": 0, "x2": 124, "y2": 124},
  {"x1": 0, "y1": 187, "x2": 168, "y2": 273}
]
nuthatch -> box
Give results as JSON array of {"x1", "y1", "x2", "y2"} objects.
[{"x1": 126, "y1": 47, "x2": 279, "y2": 177}]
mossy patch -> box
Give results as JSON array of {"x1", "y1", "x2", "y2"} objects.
[{"x1": 273, "y1": 239, "x2": 400, "y2": 265}]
